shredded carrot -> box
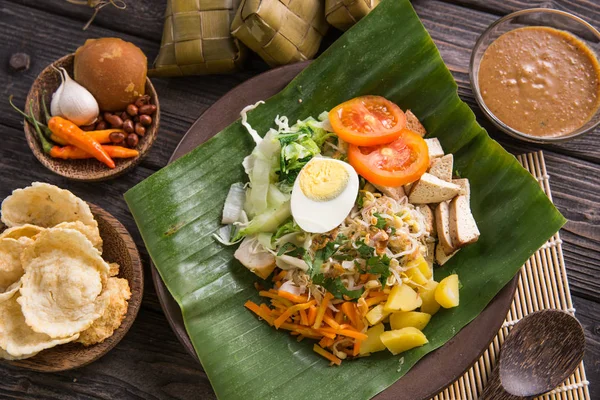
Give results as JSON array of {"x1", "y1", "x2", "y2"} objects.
[
  {"x1": 318, "y1": 337, "x2": 329, "y2": 348},
  {"x1": 272, "y1": 269, "x2": 287, "y2": 282},
  {"x1": 260, "y1": 304, "x2": 272, "y2": 314},
  {"x1": 279, "y1": 323, "x2": 322, "y2": 340},
  {"x1": 367, "y1": 290, "x2": 386, "y2": 298},
  {"x1": 312, "y1": 293, "x2": 333, "y2": 329},
  {"x1": 313, "y1": 344, "x2": 342, "y2": 366},
  {"x1": 341, "y1": 302, "x2": 360, "y2": 328},
  {"x1": 315, "y1": 329, "x2": 337, "y2": 339},
  {"x1": 334, "y1": 308, "x2": 345, "y2": 324},
  {"x1": 353, "y1": 340, "x2": 361, "y2": 356},
  {"x1": 277, "y1": 290, "x2": 309, "y2": 303},
  {"x1": 307, "y1": 306, "x2": 318, "y2": 326},
  {"x1": 274, "y1": 301, "x2": 316, "y2": 329},
  {"x1": 275, "y1": 281, "x2": 282, "y2": 289},
  {"x1": 299, "y1": 309, "x2": 309, "y2": 326},
  {"x1": 258, "y1": 291, "x2": 294, "y2": 307},
  {"x1": 293, "y1": 327, "x2": 323, "y2": 339},
  {"x1": 245, "y1": 300, "x2": 274, "y2": 325},
  {"x1": 319, "y1": 327, "x2": 368, "y2": 341},
  {"x1": 244, "y1": 300, "x2": 261, "y2": 315},
  {"x1": 323, "y1": 311, "x2": 341, "y2": 330},
  {"x1": 271, "y1": 301, "x2": 289, "y2": 311}
]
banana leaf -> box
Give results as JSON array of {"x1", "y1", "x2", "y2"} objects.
[{"x1": 124, "y1": 0, "x2": 566, "y2": 398}]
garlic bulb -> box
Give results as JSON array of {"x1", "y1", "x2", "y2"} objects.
[{"x1": 50, "y1": 67, "x2": 99, "y2": 126}]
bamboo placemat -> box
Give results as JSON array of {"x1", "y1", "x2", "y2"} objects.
[{"x1": 431, "y1": 151, "x2": 591, "y2": 400}]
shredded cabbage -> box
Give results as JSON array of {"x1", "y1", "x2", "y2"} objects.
[
  {"x1": 222, "y1": 183, "x2": 246, "y2": 224},
  {"x1": 244, "y1": 131, "x2": 281, "y2": 217},
  {"x1": 235, "y1": 201, "x2": 291, "y2": 240},
  {"x1": 240, "y1": 101, "x2": 265, "y2": 145}
]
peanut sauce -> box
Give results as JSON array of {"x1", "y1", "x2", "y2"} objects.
[{"x1": 478, "y1": 27, "x2": 600, "y2": 137}]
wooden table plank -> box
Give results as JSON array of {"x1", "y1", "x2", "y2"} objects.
[
  {"x1": 441, "y1": 0, "x2": 600, "y2": 24},
  {"x1": 5, "y1": 0, "x2": 166, "y2": 42}
]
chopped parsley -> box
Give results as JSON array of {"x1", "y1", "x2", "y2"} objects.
[
  {"x1": 313, "y1": 275, "x2": 364, "y2": 300},
  {"x1": 308, "y1": 234, "x2": 345, "y2": 278},
  {"x1": 357, "y1": 192, "x2": 365, "y2": 208},
  {"x1": 356, "y1": 239, "x2": 375, "y2": 258},
  {"x1": 366, "y1": 254, "x2": 392, "y2": 285},
  {"x1": 277, "y1": 242, "x2": 307, "y2": 258},
  {"x1": 373, "y1": 213, "x2": 387, "y2": 229}
]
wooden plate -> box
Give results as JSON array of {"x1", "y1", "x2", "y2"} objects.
[
  {"x1": 1, "y1": 203, "x2": 143, "y2": 372},
  {"x1": 151, "y1": 62, "x2": 519, "y2": 399},
  {"x1": 23, "y1": 54, "x2": 160, "y2": 182}
]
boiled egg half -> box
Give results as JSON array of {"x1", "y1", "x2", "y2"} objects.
[{"x1": 291, "y1": 157, "x2": 359, "y2": 233}]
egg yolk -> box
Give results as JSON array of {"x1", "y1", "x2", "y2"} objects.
[{"x1": 299, "y1": 159, "x2": 349, "y2": 201}]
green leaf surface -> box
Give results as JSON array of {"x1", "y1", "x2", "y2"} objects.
[{"x1": 124, "y1": 0, "x2": 565, "y2": 398}]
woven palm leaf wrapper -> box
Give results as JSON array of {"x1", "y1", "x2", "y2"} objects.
[
  {"x1": 325, "y1": 0, "x2": 380, "y2": 31},
  {"x1": 149, "y1": 0, "x2": 246, "y2": 76},
  {"x1": 231, "y1": 0, "x2": 329, "y2": 67}
]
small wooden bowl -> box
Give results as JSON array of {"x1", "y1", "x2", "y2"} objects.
[
  {"x1": 0, "y1": 203, "x2": 143, "y2": 372},
  {"x1": 24, "y1": 54, "x2": 160, "y2": 182}
]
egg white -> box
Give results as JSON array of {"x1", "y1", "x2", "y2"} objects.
[{"x1": 291, "y1": 158, "x2": 359, "y2": 233}]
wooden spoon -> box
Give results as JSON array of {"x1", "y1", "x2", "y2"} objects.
[{"x1": 480, "y1": 309, "x2": 585, "y2": 399}]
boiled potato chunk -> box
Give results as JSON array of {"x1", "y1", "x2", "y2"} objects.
[
  {"x1": 435, "y1": 274, "x2": 460, "y2": 308},
  {"x1": 418, "y1": 280, "x2": 441, "y2": 315},
  {"x1": 366, "y1": 305, "x2": 392, "y2": 326},
  {"x1": 390, "y1": 311, "x2": 431, "y2": 331},
  {"x1": 404, "y1": 267, "x2": 429, "y2": 288},
  {"x1": 406, "y1": 255, "x2": 432, "y2": 279},
  {"x1": 359, "y1": 323, "x2": 387, "y2": 355},
  {"x1": 380, "y1": 327, "x2": 429, "y2": 355},
  {"x1": 384, "y1": 284, "x2": 422, "y2": 312}
]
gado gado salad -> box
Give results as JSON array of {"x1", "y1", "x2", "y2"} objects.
[{"x1": 217, "y1": 96, "x2": 480, "y2": 365}]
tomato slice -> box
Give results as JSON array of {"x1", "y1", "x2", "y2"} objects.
[
  {"x1": 329, "y1": 96, "x2": 407, "y2": 146},
  {"x1": 347, "y1": 129, "x2": 430, "y2": 187}
]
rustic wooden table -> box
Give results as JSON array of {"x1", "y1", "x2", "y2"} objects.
[{"x1": 1, "y1": 0, "x2": 598, "y2": 399}]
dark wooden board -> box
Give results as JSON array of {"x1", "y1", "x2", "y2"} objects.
[{"x1": 0, "y1": 0, "x2": 598, "y2": 398}]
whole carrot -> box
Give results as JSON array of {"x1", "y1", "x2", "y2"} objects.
[
  {"x1": 48, "y1": 116, "x2": 115, "y2": 168},
  {"x1": 50, "y1": 145, "x2": 139, "y2": 160}
]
